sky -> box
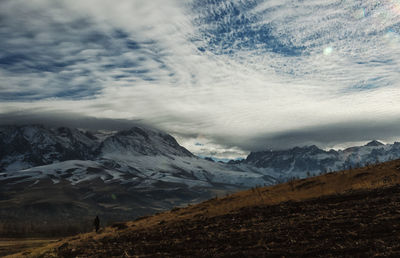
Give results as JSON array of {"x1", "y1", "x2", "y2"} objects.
[{"x1": 1, "y1": 0, "x2": 400, "y2": 159}]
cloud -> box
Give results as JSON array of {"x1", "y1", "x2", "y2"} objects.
[
  {"x1": 225, "y1": 118, "x2": 400, "y2": 151},
  {"x1": 1, "y1": 0, "x2": 400, "y2": 158},
  {"x1": 0, "y1": 111, "x2": 146, "y2": 131},
  {"x1": 0, "y1": 0, "x2": 184, "y2": 100}
]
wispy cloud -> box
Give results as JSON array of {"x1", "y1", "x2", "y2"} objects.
[{"x1": 1, "y1": 0, "x2": 400, "y2": 158}]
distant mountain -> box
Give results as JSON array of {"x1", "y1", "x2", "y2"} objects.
[
  {"x1": 364, "y1": 140, "x2": 385, "y2": 147},
  {"x1": 0, "y1": 125, "x2": 268, "y2": 188},
  {"x1": 0, "y1": 125, "x2": 194, "y2": 172},
  {"x1": 3, "y1": 124, "x2": 400, "y2": 236},
  {"x1": 97, "y1": 126, "x2": 194, "y2": 158},
  {"x1": 234, "y1": 140, "x2": 400, "y2": 181},
  {"x1": 0, "y1": 124, "x2": 269, "y2": 236},
  {"x1": 0, "y1": 125, "x2": 98, "y2": 171}
]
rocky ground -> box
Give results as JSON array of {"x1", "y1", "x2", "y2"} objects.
[{"x1": 33, "y1": 184, "x2": 400, "y2": 257}]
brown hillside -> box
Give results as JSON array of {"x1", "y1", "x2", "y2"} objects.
[{"x1": 8, "y1": 159, "x2": 400, "y2": 257}]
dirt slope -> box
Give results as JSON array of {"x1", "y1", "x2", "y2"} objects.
[{"x1": 8, "y1": 159, "x2": 400, "y2": 257}]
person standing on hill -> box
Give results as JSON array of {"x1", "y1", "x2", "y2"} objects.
[{"x1": 94, "y1": 215, "x2": 100, "y2": 232}]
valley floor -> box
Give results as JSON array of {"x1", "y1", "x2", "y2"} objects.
[
  {"x1": 0, "y1": 238, "x2": 57, "y2": 257},
  {"x1": 22, "y1": 184, "x2": 400, "y2": 257}
]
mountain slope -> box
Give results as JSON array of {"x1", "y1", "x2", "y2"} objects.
[
  {"x1": 0, "y1": 125, "x2": 194, "y2": 172},
  {"x1": 0, "y1": 125, "x2": 98, "y2": 171},
  {"x1": 14, "y1": 159, "x2": 400, "y2": 257},
  {"x1": 97, "y1": 126, "x2": 193, "y2": 158}
]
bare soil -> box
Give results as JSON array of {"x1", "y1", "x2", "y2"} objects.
[
  {"x1": 35, "y1": 185, "x2": 400, "y2": 257},
  {"x1": 9, "y1": 159, "x2": 400, "y2": 257}
]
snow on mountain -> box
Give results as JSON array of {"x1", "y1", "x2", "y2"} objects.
[
  {"x1": 3, "y1": 124, "x2": 400, "y2": 233},
  {"x1": 0, "y1": 125, "x2": 99, "y2": 171},
  {"x1": 0, "y1": 125, "x2": 270, "y2": 190},
  {"x1": 0, "y1": 124, "x2": 272, "y2": 227},
  {"x1": 238, "y1": 140, "x2": 400, "y2": 180},
  {"x1": 2, "y1": 125, "x2": 400, "y2": 189},
  {"x1": 98, "y1": 126, "x2": 193, "y2": 158},
  {"x1": 2, "y1": 155, "x2": 267, "y2": 189}
]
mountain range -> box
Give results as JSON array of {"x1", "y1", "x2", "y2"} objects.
[
  {"x1": 1, "y1": 124, "x2": 400, "y2": 236},
  {"x1": 0, "y1": 124, "x2": 268, "y2": 188},
  {"x1": 234, "y1": 139, "x2": 400, "y2": 181},
  {"x1": 0, "y1": 124, "x2": 265, "y2": 236}
]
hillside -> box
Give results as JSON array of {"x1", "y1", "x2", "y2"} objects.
[{"x1": 10, "y1": 159, "x2": 400, "y2": 257}]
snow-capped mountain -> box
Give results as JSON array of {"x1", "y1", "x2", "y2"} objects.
[
  {"x1": 0, "y1": 125, "x2": 194, "y2": 172},
  {"x1": 235, "y1": 141, "x2": 400, "y2": 181},
  {"x1": 2, "y1": 124, "x2": 400, "y2": 191},
  {"x1": 2, "y1": 124, "x2": 400, "y2": 235},
  {"x1": 0, "y1": 125, "x2": 98, "y2": 171},
  {"x1": 0, "y1": 125, "x2": 267, "y2": 188},
  {"x1": 97, "y1": 126, "x2": 193, "y2": 158},
  {"x1": 0, "y1": 124, "x2": 270, "y2": 233}
]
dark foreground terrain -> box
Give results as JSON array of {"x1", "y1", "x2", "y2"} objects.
[
  {"x1": 0, "y1": 238, "x2": 56, "y2": 257},
  {"x1": 8, "y1": 159, "x2": 400, "y2": 257},
  {"x1": 22, "y1": 184, "x2": 400, "y2": 257}
]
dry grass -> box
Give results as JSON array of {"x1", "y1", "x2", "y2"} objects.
[
  {"x1": 0, "y1": 238, "x2": 57, "y2": 257},
  {"x1": 126, "y1": 159, "x2": 400, "y2": 224},
  {"x1": 8, "y1": 159, "x2": 400, "y2": 257}
]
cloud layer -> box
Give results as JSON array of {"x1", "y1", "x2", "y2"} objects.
[{"x1": 1, "y1": 0, "x2": 400, "y2": 158}]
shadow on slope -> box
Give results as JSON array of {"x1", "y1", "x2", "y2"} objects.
[{"x1": 9, "y1": 159, "x2": 400, "y2": 257}]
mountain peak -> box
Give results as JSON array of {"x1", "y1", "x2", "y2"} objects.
[
  {"x1": 99, "y1": 126, "x2": 193, "y2": 157},
  {"x1": 365, "y1": 140, "x2": 384, "y2": 147},
  {"x1": 299, "y1": 145, "x2": 321, "y2": 151}
]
